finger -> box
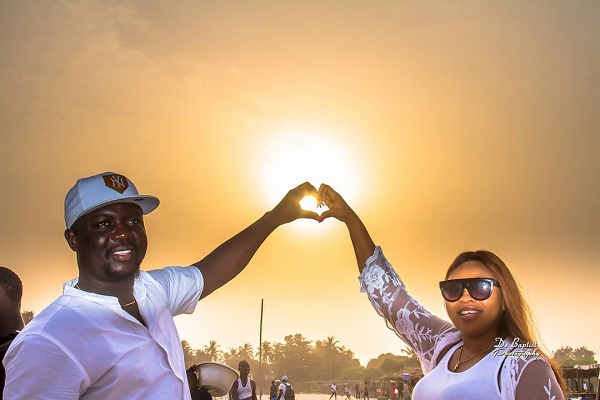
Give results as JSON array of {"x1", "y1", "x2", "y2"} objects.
[
  {"x1": 318, "y1": 210, "x2": 335, "y2": 221},
  {"x1": 318, "y1": 183, "x2": 331, "y2": 197},
  {"x1": 318, "y1": 184, "x2": 335, "y2": 205},
  {"x1": 317, "y1": 184, "x2": 328, "y2": 206},
  {"x1": 298, "y1": 209, "x2": 320, "y2": 221},
  {"x1": 293, "y1": 182, "x2": 319, "y2": 200}
]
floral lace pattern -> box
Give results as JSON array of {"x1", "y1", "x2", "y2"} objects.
[{"x1": 358, "y1": 247, "x2": 564, "y2": 400}]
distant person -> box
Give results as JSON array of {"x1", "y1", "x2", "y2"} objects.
[
  {"x1": 270, "y1": 380, "x2": 279, "y2": 400},
  {"x1": 187, "y1": 365, "x2": 212, "y2": 400},
  {"x1": 318, "y1": 184, "x2": 566, "y2": 400},
  {"x1": 3, "y1": 172, "x2": 321, "y2": 399},
  {"x1": 186, "y1": 366, "x2": 199, "y2": 398},
  {"x1": 344, "y1": 385, "x2": 351, "y2": 400},
  {"x1": 278, "y1": 375, "x2": 295, "y2": 400},
  {"x1": 363, "y1": 382, "x2": 369, "y2": 400},
  {"x1": 355, "y1": 383, "x2": 360, "y2": 399},
  {"x1": 0, "y1": 266, "x2": 24, "y2": 397},
  {"x1": 402, "y1": 385, "x2": 409, "y2": 400},
  {"x1": 229, "y1": 360, "x2": 257, "y2": 400},
  {"x1": 390, "y1": 383, "x2": 396, "y2": 400},
  {"x1": 330, "y1": 382, "x2": 337, "y2": 400}
]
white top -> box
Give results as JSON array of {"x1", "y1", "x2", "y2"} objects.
[
  {"x1": 357, "y1": 246, "x2": 564, "y2": 400},
  {"x1": 278, "y1": 382, "x2": 291, "y2": 400},
  {"x1": 331, "y1": 384, "x2": 337, "y2": 392},
  {"x1": 412, "y1": 341, "x2": 501, "y2": 399},
  {"x1": 3, "y1": 266, "x2": 203, "y2": 399},
  {"x1": 237, "y1": 377, "x2": 253, "y2": 400}
]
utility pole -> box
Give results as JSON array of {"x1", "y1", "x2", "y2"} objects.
[{"x1": 259, "y1": 299, "x2": 264, "y2": 400}]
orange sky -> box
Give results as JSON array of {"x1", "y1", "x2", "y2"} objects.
[{"x1": 1, "y1": 1, "x2": 599, "y2": 366}]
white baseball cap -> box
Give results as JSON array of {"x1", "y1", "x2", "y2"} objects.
[
  {"x1": 64, "y1": 172, "x2": 159, "y2": 228},
  {"x1": 282, "y1": 375, "x2": 288, "y2": 382}
]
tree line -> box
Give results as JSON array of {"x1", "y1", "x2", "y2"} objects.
[
  {"x1": 181, "y1": 333, "x2": 421, "y2": 385},
  {"x1": 181, "y1": 333, "x2": 597, "y2": 386}
]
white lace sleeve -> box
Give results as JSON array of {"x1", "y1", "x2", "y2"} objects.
[
  {"x1": 358, "y1": 246, "x2": 461, "y2": 373},
  {"x1": 500, "y1": 356, "x2": 565, "y2": 400}
]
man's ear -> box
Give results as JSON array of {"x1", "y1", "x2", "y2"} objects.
[{"x1": 64, "y1": 229, "x2": 78, "y2": 252}]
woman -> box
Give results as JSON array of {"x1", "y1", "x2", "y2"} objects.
[{"x1": 318, "y1": 185, "x2": 564, "y2": 400}]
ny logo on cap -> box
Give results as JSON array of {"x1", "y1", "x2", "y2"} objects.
[{"x1": 102, "y1": 174, "x2": 129, "y2": 194}]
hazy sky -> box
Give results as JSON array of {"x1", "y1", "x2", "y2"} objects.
[{"x1": 1, "y1": 1, "x2": 598, "y2": 366}]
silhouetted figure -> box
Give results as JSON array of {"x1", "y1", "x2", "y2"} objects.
[
  {"x1": 229, "y1": 360, "x2": 257, "y2": 400},
  {"x1": 0, "y1": 266, "x2": 24, "y2": 397}
]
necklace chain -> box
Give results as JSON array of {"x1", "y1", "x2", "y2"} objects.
[
  {"x1": 452, "y1": 345, "x2": 494, "y2": 372},
  {"x1": 74, "y1": 284, "x2": 137, "y2": 307}
]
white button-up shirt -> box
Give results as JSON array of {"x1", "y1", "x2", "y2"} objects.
[{"x1": 3, "y1": 266, "x2": 203, "y2": 399}]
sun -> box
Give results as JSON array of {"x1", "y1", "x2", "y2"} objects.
[
  {"x1": 256, "y1": 124, "x2": 363, "y2": 226},
  {"x1": 299, "y1": 195, "x2": 320, "y2": 213}
]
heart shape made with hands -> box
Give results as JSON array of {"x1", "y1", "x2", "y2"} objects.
[{"x1": 299, "y1": 195, "x2": 329, "y2": 216}]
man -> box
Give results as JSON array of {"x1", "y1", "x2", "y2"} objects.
[
  {"x1": 3, "y1": 172, "x2": 320, "y2": 399},
  {"x1": 344, "y1": 385, "x2": 351, "y2": 400},
  {"x1": 186, "y1": 365, "x2": 212, "y2": 400},
  {"x1": 278, "y1": 375, "x2": 294, "y2": 400},
  {"x1": 229, "y1": 360, "x2": 257, "y2": 400},
  {"x1": 329, "y1": 382, "x2": 337, "y2": 400},
  {"x1": 269, "y1": 380, "x2": 279, "y2": 400},
  {"x1": 0, "y1": 266, "x2": 24, "y2": 396}
]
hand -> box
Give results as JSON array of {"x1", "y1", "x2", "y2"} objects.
[
  {"x1": 269, "y1": 182, "x2": 321, "y2": 225},
  {"x1": 318, "y1": 184, "x2": 356, "y2": 223}
]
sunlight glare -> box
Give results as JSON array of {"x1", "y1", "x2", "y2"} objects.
[
  {"x1": 299, "y1": 195, "x2": 318, "y2": 211},
  {"x1": 256, "y1": 124, "x2": 362, "y2": 230},
  {"x1": 299, "y1": 195, "x2": 329, "y2": 215}
]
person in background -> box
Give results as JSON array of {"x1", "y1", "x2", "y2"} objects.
[
  {"x1": 278, "y1": 375, "x2": 294, "y2": 400},
  {"x1": 329, "y1": 382, "x2": 337, "y2": 400},
  {"x1": 4, "y1": 172, "x2": 321, "y2": 399},
  {"x1": 186, "y1": 366, "x2": 209, "y2": 400},
  {"x1": 318, "y1": 184, "x2": 565, "y2": 400},
  {"x1": 401, "y1": 385, "x2": 409, "y2": 400},
  {"x1": 0, "y1": 266, "x2": 24, "y2": 397},
  {"x1": 270, "y1": 380, "x2": 279, "y2": 400},
  {"x1": 363, "y1": 382, "x2": 369, "y2": 400},
  {"x1": 229, "y1": 360, "x2": 257, "y2": 400}
]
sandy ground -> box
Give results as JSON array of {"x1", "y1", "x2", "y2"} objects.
[{"x1": 255, "y1": 395, "x2": 368, "y2": 400}]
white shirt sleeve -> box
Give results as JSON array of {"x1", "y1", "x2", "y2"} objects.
[
  {"x1": 4, "y1": 334, "x2": 88, "y2": 399},
  {"x1": 147, "y1": 266, "x2": 204, "y2": 315}
]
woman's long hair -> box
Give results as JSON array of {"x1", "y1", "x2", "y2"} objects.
[{"x1": 445, "y1": 250, "x2": 564, "y2": 393}]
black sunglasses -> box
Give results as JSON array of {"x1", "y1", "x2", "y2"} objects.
[{"x1": 439, "y1": 278, "x2": 500, "y2": 302}]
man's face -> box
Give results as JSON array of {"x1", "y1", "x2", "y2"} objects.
[{"x1": 65, "y1": 203, "x2": 147, "y2": 283}]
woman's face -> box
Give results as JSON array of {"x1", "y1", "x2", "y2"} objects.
[{"x1": 444, "y1": 260, "x2": 503, "y2": 338}]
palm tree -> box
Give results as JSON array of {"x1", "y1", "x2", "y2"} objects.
[
  {"x1": 400, "y1": 346, "x2": 419, "y2": 366},
  {"x1": 257, "y1": 340, "x2": 275, "y2": 365},
  {"x1": 399, "y1": 347, "x2": 417, "y2": 358},
  {"x1": 239, "y1": 343, "x2": 254, "y2": 361},
  {"x1": 182, "y1": 340, "x2": 197, "y2": 368},
  {"x1": 204, "y1": 340, "x2": 223, "y2": 362},
  {"x1": 224, "y1": 347, "x2": 239, "y2": 364},
  {"x1": 320, "y1": 336, "x2": 342, "y2": 379}
]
